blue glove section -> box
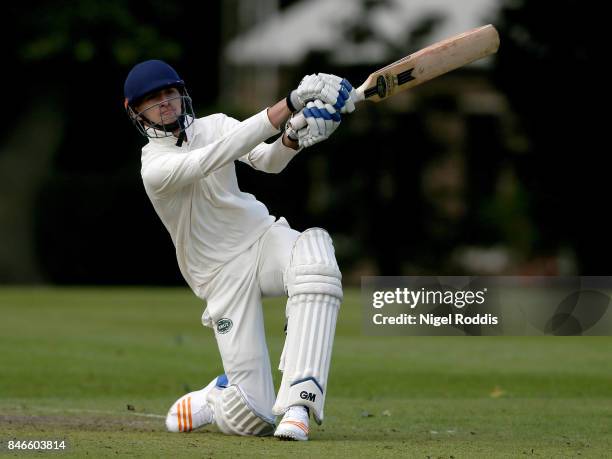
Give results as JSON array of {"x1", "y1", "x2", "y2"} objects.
[
  {"x1": 333, "y1": 88, "x2": 348, "y2": 110},
  {"x1": 333, "y1": 79, "x2": 353, "y2": 110},
  {"x1": 304, "y1": 106, "x2": 341, "y2": 122}
]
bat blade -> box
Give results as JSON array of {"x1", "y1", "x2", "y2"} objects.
[
  {"x1": 289, "y1": 25, "x2": 499, "y2": 131},
  {"x1": 359, "y1": 24, "x2": 500, "y2": 102}
]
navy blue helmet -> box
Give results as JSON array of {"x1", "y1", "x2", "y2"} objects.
[
  {"x1": 124, "y1": 59, "x2": 184, "y2": 107},
  {"x1": 124, "y1": 60, "x2": 194, "y2": 143}
]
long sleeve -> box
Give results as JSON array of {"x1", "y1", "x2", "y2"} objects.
[
  {"x1": 216, "y1": 113, "x2": 302, "y2": 174},
  {"x1": 241, "y1": 136, "x2": 302, "y2": 173},
  {"x1": 142, "y1": 109, "x2": 280, "y2": 196}
]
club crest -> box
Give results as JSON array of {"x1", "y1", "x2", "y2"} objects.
[{"x1": 217, "y1": 318, "x2": 233, "y2": 334}]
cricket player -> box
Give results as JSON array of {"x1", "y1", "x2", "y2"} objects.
[{"x1": 123, "y1": 60, "x2": 356, "y2": 441}]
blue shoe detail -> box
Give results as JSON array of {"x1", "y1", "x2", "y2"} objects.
[{"x1": 216, "y1": 374, "x2": 228, "y2": 388}]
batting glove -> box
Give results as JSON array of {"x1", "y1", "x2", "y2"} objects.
[
  {"x1": 287, "y1": 73, "x2": 350, "y2": 113},
  {"x1": 296, "y1": 99, "x2": 341, "y2": 148},
  {"x1": 318, "y1": 73, "x2": 357, "y2": 114}
]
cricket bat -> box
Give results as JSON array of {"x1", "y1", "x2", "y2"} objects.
[{"x1": 290, "y1": 24, "x2": 500, "y2": 130}]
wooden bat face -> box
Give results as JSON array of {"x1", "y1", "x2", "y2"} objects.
[
  {"x1": 288, "y1": 25, "x2": 500, "y2": 130},
  {"x1": 355, "y1": 24, "x2": 500, "y2": 103}
]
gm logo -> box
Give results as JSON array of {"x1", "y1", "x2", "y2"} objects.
[{"x1": 300, "y1": 391, "x2": 316, "y2": 402}]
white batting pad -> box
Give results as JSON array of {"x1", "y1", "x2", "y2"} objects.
[
  {"x1": 273, "y1": 228, "x2": 342, "y2": 424},
  {"x1": 210, "y1": 385, "x2": 275, "y2": 436}
]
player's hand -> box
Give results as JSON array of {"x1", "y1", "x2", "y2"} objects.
[
  {"x1": 295, "y1": 99, "x2": 341, "y2": 148},
  {"x1": 288, "y1": 74, "x2": 354, "y2": 113}
]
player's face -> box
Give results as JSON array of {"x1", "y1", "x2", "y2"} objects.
[{"x1": 135, "y1": 87, "x2": 183, "y2": 126}]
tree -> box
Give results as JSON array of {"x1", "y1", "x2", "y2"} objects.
[
  {"x1": 493, "y1": 0, "x2": 605, "y2": 272},
  {"x1": 3, "y1": 1, "x2": 221, "y2": 283}
]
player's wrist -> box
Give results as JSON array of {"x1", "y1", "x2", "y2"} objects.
[
  {"x1": 282, "y1": 132, "x2": 299, "y2": 150},
  {"x1": 284, "y1": 117, "x2": 299, "y2": 148}
]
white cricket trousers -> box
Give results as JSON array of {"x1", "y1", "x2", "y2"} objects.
[{"x1": 200, "y1": 217, "x2": 300, "y2": 420}]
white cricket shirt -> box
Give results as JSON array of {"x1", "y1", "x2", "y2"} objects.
[{"x1": 140, "y1": 109, "x2": 300, "y2": 298}]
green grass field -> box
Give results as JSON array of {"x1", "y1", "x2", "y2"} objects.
[{"x1": 1, "y1": 287, "x2": 611, "y2": 457}]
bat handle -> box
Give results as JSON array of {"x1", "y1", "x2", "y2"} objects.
[{"x1": 288, "y1": 87, "x2": 366, "y2": 131}]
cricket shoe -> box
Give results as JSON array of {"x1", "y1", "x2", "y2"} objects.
[
  {"x1": 165, "y1": 374, "x2": 227, "y2": 433},
  {"x1": 274, "y1": 405, "x2": 310, "y2": 441}
]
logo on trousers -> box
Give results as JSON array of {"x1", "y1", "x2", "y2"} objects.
[
  {"x1": 300, "y1": 391, "x2": 316, "y2": 402},
  {"x1": 217, "y1": 318, "x2": 233, "y2": 334}
]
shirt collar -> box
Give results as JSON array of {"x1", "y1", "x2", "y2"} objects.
[{"x1": 146, "y1": 115, "x2": 196, "y2": 148}]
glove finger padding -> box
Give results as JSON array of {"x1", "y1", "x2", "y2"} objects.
[
  {"x1": 318, "y1": 74, "x2": 357, "y2": 113},
  {"x1": 317, "y1": 86, "x2": 341, "y2": 108},
  {"x1": 293, "y1": 73, "x2": 357, "y2": 114},
  {"x1": 295, "y1": 74, "x2": 341, "y2": 109},
  {"x1": 306, "y1": 100, "x2": 331, "y2": 130},
  {"x1": 318, "y1": 72, "x2": 342, "y2": 83},
  {"x1": 298, "y1": 100, "x2": 341, "y2": 148},
  {"x1": 339, "y1": 79, "x2": 356, "y2": 113}
]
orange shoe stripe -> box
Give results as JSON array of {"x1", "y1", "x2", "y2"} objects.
[
  {"x1": 181, "y1": 399, "x2": 188, "y2": 432},
  {"x1": 177, "y1": 401, "x2": 183, "y2": 432},
  {"x1": 187, "y1": 397, "x2": 193, "y2": 432},
  {"x1": 281, "y1": 420, "x2": 309, "y2": 434}
]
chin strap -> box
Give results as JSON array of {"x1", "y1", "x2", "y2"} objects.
[
  {"x1": 175, "y1": 116, "x2": 186, "y2": 147},
  {"x1": 141, "y1": 115, "x2": 187, "y2": 146}
]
